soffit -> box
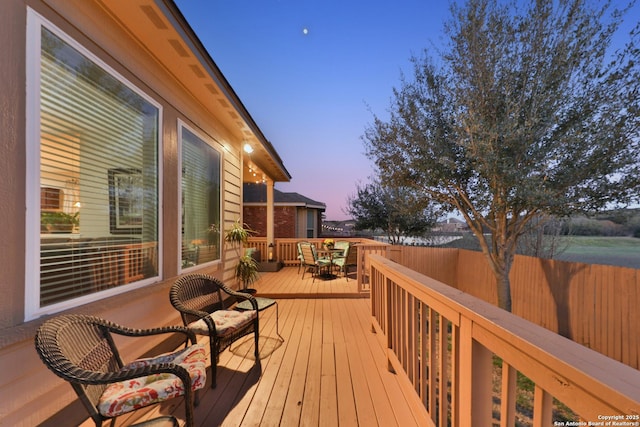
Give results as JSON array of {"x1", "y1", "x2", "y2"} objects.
[{"x1": 93, "y1": 0, "x2": 291, "y2": 183}]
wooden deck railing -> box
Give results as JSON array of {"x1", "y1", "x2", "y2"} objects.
[
  {"x1": 385, "y1": 246, "x2": 640, "y2": 370},
  {"x1": 247, "y1": 237, "x2": 387, "y2": 293},
  {"x1": 368, "y1": 254, "x2": 640, "y2": 426}
]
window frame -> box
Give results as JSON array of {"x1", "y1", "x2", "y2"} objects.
[
  {"x1": 177, "y1": 120, "x2": 224, "y2": 273},
  {"x1": 25, "y1": 9, "x2": 164, "y2": 321},
  {"x1": 306, "y1": 209, "x2": 316, "y2": 238}
]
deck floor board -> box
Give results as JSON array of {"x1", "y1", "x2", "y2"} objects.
[{"x1": 100, "y1": 267, "x2": 421, "y2": 427}]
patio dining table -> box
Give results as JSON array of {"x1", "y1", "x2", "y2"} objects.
[
  {"x1": 316, "y1": 247, "x2": 344, "y2": 279},
  {"x1": 236, "y1": 296, "x2": 283, "y2": 340}
]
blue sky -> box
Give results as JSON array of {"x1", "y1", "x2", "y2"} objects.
[
  {"x1": 174, "y1": 0, "x2": 639, "y2": 220},
  {"x1": 174, "y1": 0, "x2": 451, "y2": 220}
]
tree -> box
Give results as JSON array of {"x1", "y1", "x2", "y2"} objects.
[
  {"x1": 346, "y1": 179, "x2": 439, "y2": 245},
  {"x1": 516, "y1": 214, "x2": 569, "y2": 259},
  {"x1": 363, "y1": 0, "x2": 640, "y2": 311}
]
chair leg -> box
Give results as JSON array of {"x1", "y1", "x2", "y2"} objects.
[
  {"x1": 254, "y1": 329, "x2": 259, "y2": 360},
  {"x1": 184, "y1": 388, "x2": 195, "y2": 427},
  {"x1": 210, "y1": 340, "x2": 217, "y2": 389}
]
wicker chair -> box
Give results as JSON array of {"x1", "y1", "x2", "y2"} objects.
[
  {"x1": 169, "y1": 274, "x2": 260, "y2": 388},
  {"x1": 34, "y1": 314, "x2": 206, "y2": 427}
]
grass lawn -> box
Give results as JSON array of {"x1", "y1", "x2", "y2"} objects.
[
  {"x1": 554, "y1": 236, "x2": 640, "y2": 269},
  {"x1": 441, "y1": 234, "x2": 640, "y2": 269}
]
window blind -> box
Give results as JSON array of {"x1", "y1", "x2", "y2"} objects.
[
  {"x1": 39, "y1": 27, "x2": 159, "y2": 307},
  {"x1": 181, "y1": 127, "x2": 221, "y2": 268}
]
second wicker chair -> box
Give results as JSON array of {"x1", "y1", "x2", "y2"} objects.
[{"x1": 169, "y1": 273, "x2": 260, "y2": 388}]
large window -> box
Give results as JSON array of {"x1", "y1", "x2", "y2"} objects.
[
  {"x1": 180, "y1": 126, "x2": 222, "y2": 269},
  {"x1": 26, "y1": 12, "x2": 160, "y2": 319}
]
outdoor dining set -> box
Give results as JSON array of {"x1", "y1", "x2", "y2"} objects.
[{"x1": 297, "y1": 239, "x2": 358, "y2": 282}]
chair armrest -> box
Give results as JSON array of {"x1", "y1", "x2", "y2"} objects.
[
  {"x1": 171, "y1": 305, "x2": 213, "y2": 325},
  {"x1": 65, "y1": 354, "x2": 195, "y2": 388},
  {"x1": 217, "y1": 282, "x2": 259, "y2": 311},
  {"x1": 102, "y1": 321, "x2": 198, "y2": 346}
]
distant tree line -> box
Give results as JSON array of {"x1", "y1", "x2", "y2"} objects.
[{"x1": 562, "y1": 209, "x2": 640, "y2": 237}]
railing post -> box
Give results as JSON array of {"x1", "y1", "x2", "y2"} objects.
[
  {"x1": 357, "y1": 247, "x2": 363, "y2": 292},
  {"x1": 533, "y1": 385, "x2": 553, "y2": 427},
  {"x1": 500, "y1": 362, "x2": 517, "y2": 427},
  {"x1": 458, "y1": 317, "x2": 493, "y2": 426},
  {"x1": 386, "y1": 277, "x2": 394, "y2": 372}
]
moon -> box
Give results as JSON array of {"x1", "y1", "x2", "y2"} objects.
[{"x1": 302, "y1": 28, "x2": 309, "y2": 35}]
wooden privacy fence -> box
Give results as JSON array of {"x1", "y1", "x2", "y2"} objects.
[
  {"x1": 390, "y1": 246, "x2": 640, "y2": 370},
  {"x1": 369, "y1": 255, "x2": 640, "y2": 426}
]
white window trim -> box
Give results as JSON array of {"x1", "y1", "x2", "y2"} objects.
[
  {"x1": 25, "y1": 8, "x2": 164, "y2": 321},
  {"x1": 177, "y1": 120, "x2": 224, "y2": 273}
]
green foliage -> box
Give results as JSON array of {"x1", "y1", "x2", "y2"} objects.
[
  {"x1": 562, "y1": 210, "x2": 640, "y2": 237},
  {"x1": 224, "y1": 219, "x2": 255, "y2": 245},
  {"x1": 363, "y1": 0, "x2": 640, "y2": 310},
  {"x1": 41, "y1": 211, "x2": 79, "y2": 233},
  {"x1": 235, "y1": 255, "x2": 259, "y2": 289},
  {"x1": 563, "y1": 217, "x2": 627, "y2": 236},
  {"x1": 346, "y1": 178, "x2": 439, "y2": 245},
  {"x1": 41, "y1": 211, "x2": 79, "y2": 226},
  {"x1": 225, "y1": 219, "x2": 259, "y2": 289}
]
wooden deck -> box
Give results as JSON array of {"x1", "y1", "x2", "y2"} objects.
[
  {"x1": 100, "y1": 268, "x2": 421, "y2": 427},
  {"x1": 251, "y1": 265, "x2": 369, "y2": 299}
]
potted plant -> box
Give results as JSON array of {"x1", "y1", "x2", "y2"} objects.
[
  {"x1": 224, "y1": 218, "x2": 255, "y2": 245},
  {"x1": 41, "y1": 211, "x2": 79, "y2": 233},
  {"x1": 224, "y1": 219, "x2": 258, "y2": 294},
  {"x1": 235, "y1": 254, "x2": 259, "y2": 293}
]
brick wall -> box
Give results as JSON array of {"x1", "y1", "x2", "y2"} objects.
[{"x1": 243, "y1": 206, "x2": 297, "y2": 237}]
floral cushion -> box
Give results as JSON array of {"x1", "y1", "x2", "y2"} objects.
[
  {"x1": 98, "y1": 343, "x2": 207, "y2": 418},
  {"x1": 188, "y1": 309, "x2": 257, "y2": 336}
]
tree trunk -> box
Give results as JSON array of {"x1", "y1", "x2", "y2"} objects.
[
  {"x1": 493, "y1": 262, "x2": 512, "y2": 312},
  {"x1": 475, "y1": 223, "x2": 514, "y2": 312},
  {"x1": 456, "y1": 206, "x2": 516, "y2": 312}
]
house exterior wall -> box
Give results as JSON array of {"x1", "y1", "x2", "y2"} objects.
[
  {"x1": 295, "y1": 208, "x2": 323, "y2": 238},
  {"x1": 244, "y1": 206, "x2": 298, "y2": 238},
  {"x1": 0, "y1": 1, "x2": 256, "y2": 425},
  {"x1": 276, "y1": 207, "x2": 298, "y2": 237},
  {"x1": 297, "y1": 208, "x2": 308, "y2": 237}
]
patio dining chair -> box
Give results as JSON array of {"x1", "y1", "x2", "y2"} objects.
[
  {"x1": 296, "y1": 241, "x2": 309, "y2": 275},
  {"x1": 170, "y1": 273, "x2": 259, "y2": 388},
  {"x1": 333, "y1": 243, "x2": 358, "y2": 280},
  {"x1": 299, "y1": 242, "x2": 331, "y2": 282},
  {"x1": 34, "y1": 314, "x2": 206, "y2": 427}
]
